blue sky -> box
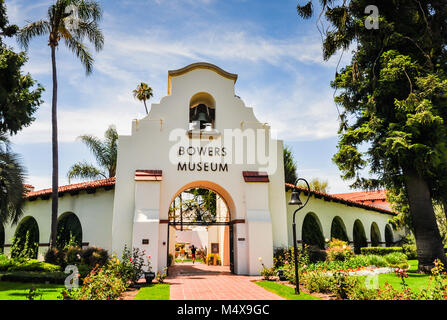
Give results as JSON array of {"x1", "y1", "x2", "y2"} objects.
[{"x1": 4, "y1": 0, "x2": 360, "y2": 193}]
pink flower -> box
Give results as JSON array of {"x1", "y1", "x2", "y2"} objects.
[{"x1": 284, "y1": 261, "x2": 289, "y2": 265}]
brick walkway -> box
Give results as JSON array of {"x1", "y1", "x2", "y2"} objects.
[{"x1": 165, "y1": 263, "x2": 285, "y2": 300}]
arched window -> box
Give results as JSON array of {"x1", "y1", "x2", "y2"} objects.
[
  {"x1": 12, "y1": 216, "x2": 39, "y2": 259},
  {"x1": 301, "y1": 213, "x2": 325, "y2": 249},
  {"x1": 0, "y1": 223, "x2": 4, "y2": 254},
  {"x1": 189, "y1": 92, "x2": 216, "y2": 131},
  {"x1": 330, "y1": 216, "x2": 348, "y2": 242},
  {"x1": 57, "y1": 212, "x2": 83, "y2": 249},
  {"x1": 385, "y1": 224, "x2": 394, "y2": 247},
  {"x1": 370, "y1": 222, "x2": 381, "y2": 247},
  {"x1": 353, "y1": 220, "x2": 367, "y2": 254}
]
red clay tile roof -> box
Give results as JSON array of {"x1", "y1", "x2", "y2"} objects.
[
  {"x1": 25, "y1": 177, "x2": 116, "y2": 200},
  {"x1": 23, "y1": 176, "x2": 394, "y2": 215},
  {"x1": 285, "y1": 183, "x2": 394, "y2": 215},
  {"x1": 333, "y1": 190, "x2": 387, "y2": 202}
]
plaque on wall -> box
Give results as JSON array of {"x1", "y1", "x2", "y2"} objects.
[
  {"x1": 142, "y1": 239, "x2": 149, "y2": 245},
  {"x1": 211, "y1": 243, "x2": 219, "y2": 254}
]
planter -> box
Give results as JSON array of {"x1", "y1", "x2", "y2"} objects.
[
  {"x1": 144, "y1": 271, "x2": 156, "y2": 284},
  {"x1": 277, "y1": 269, "x2": 287, "y2": 281}
]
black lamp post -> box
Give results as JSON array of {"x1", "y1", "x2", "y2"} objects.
[{"x1": 289, "y1": 178, "x2": 311, "y2": 294}]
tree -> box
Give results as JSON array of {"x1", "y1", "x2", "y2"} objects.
[
  {"x1": 297, "y1": 0, "x2": 447, "y2": 272},
  {"x1": 0, "y1": 133, "x2": 26, "y2": 226},
  {"x1": 67, "y1": 125, "x2": 117, "y2": 182},
  {"x1": 0, "y1": 0, "x2": 43, "y2": 135},
  {"x1": 133, "y1": 82, "x2": 153, "y2": 115},
  {"x1": 0, "y1": 1, "x2": 42, "y2": 227},
  {"x1": 309, "y1": 178, "x2": 329, "y2": 193},
  {"x1": 283, "y1": 145, "x2": 298, "y2": 184},
  {"x1": 18, "y1": 0, "x2": 104, "y2": 248}
]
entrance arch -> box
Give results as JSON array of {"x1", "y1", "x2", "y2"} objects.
[
  {"x1": 167, "y1": 180, "x2": 236, "y2": 273},
  {"x1": 353, "y1": 219, "x2": 367, "y2": 254}
]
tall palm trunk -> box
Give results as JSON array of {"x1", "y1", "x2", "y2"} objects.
[
  {"x1": 404, "y1": 168, "x2": 447, "y2": 273},
  {"x1": 143, "y1": 100, "x2": 148, "y2": 114},
  {"x1": 50, "y1": 45, "x2": 59, "y2": 248}
]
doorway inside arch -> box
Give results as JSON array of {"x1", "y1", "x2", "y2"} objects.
[{"x1": 166, "y1": 187, "x2": 234, "y2": 275}]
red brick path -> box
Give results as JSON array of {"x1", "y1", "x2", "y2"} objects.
[{"x1": 165, "y1": 263, "x2": 285, "y2": 300}]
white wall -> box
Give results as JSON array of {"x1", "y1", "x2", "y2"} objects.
[
  {"x1": 3, "y1": 189, "x2": 114, "y2": 259},
  {"x1": 285, "y1": 190, "x2": 405, "y2": 249}
]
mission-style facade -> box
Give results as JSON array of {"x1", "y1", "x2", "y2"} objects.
[{"x1": 0, "y1": 63, "x2": 403, "y2": 275}]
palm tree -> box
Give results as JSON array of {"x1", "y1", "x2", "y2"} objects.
[
  {"x1": 0, "y1": 133, "x2": 26, "y2": 227},
  {"x1": 133, "y1": 82, "x2": 153, "y2": 114},
  {"x1": 67, "y1": 125, "x2": 117, "y2": 182},
  {"x1": 17, "y1": 0, "x2": 104, "y2": 248}
]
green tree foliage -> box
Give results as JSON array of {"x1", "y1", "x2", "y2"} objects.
[
  {"x1": 11, "y1": 217, "x2": 39, "y2": 259},
  {"x1": 67, "y1": 125, "x2": 117, "y2": 182},
  {"x1": 302, "y1": 213, "x2": 325, "y2": 249},
  {"x1": 18, "y1": 0, "x2": 104, "y2": 249},
  {"x1": 170, "y1": 188, "x2": 219, "y2": 223},
  {"x1": 283, "y1": 145, "x2": 298, "y2": 184},
  {"x1": 0, "y1": 1, "x2": 41, "y2": 229},
  {"x1": 56, "y1": 213, "x2": 82, "y2": 249},
  {"x1": 0, "y1": 134, "x2": 26, "y2": 226},
  {"x1": 0, "y1": 0, "x2": 43, "y2": 135},
  {"x1": 133, "y1": 82, "x2": 153, "y2": 115},
  {"x1": 297, "y1": 0, "x2": 447, "y2": 272}
]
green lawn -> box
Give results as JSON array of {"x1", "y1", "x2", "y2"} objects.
[
  {"x1": 356, "y1": 260, "x2": 432, "y2": 292},
  {"x1": 134, "y1": 284, "x2": 170, "y2": 300},
  {"x1": 255, "y1": 281, "x2": 322, "y2": 300},
  {"x1": 0, "y1": 281, "x2": 64, "y2": 300}
]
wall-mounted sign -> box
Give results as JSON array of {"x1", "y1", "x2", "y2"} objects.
[
  {"x1": 142, "y1": 239, "x2": 149, "y2": 245},
  {"x1": 238, "y1": 238, "x2": 245, "y2": 241},
  {"x1": 211, "y1": 243, "x2": 219, "y2": 253},
  {"x1": 176, "y1": 147, "x2": 229, "y2": 172}
]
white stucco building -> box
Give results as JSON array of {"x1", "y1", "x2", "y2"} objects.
[{"x1": 0, "y1": 63, "x2": 403, "y2": 275}]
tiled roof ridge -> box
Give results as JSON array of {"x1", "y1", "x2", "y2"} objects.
[
  {"x1": 24, "y1": 177, "x2": 394, "y2": 215},
  {"x1": 25, "y1": 177, "x2": 116, "y2": 199},
  {"x1": 285, "y1": 183, "x2": 393, "y2": 215}
]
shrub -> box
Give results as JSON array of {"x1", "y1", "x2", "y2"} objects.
[
  {"x1": 258, "y1": 257, "x2": 275, "y2": 280},
  {"x1": 119, "y1": 245, "x2": 146, "y2": 284},
  {"x1": 81, "y1": 247, "x2": 109, "y2": 268},
  {"x1": 0, "y1": 255, "x2": 60, "y2": 272},
  {"x1": 61, "y1": 257, "x2": 127, "y2": 300},
  {"x1": 326, "y1": 239, "x2": 354, "y2": 262},
  {"x1": 44, "y1": 247, "x2": 66, "y2": 268},
  {"x1": 205, "y1": 253, "x2": 221, "y2": 265},
  {"x1": 302, "y1": 271, "x2": 334, "y2": 293},
  {"x1": 156, "y1": 267, "x2": 168, "y2": 283},
  {"x1": 364, "y1": 255, "x2": 388, "y2": 267},
  {"x1": 332, "y1": 271, "x2": 359, "y2": 299},
  {"x1": 383, "y1": 252, "x2": 409, "y2": 268},
  {"x1": 0, "y1": 271, "x2": 66, "y2": 284},
  {"x1": 10, "y1": 231, "x2": 39, "y2": 259},
  {"x1": 307, "y1": 245, "x2": 327, "y2": 263},
  {"x1": 402, "y1": 243, "x2": 417, "y2": 259},
  {"x1": 360, "y1": 247, "x2": 403, "y2": 256}
]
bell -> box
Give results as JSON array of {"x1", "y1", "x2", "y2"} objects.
[
  {"x1": 197, "y1": 112, "x2": 208, "y2": 122},
  {"x1": 288, "y1": 189, "x2": 302, "y2": 206}
]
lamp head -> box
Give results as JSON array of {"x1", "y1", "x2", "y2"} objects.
[{"x1": 289, "y1": 189, "x2": 303, "y2": 206}]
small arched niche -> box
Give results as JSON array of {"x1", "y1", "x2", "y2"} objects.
[{"x1": 189, "y1": 92, "x2": 216, "y2": 131}]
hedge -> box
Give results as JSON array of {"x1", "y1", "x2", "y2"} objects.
[
  {"x1": 0, "y1": 256, "x2": 61, "y2": 273},
  {"x1": 360, "y1": 247, "x2": 403, "y2": 256},
  {"x1": 0, "y1": 271, "x2": 66, "y2": 284}
]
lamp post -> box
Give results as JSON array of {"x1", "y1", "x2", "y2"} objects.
[{"x1": 289, "y1": 178, "x2": 311, "y2": 294}]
